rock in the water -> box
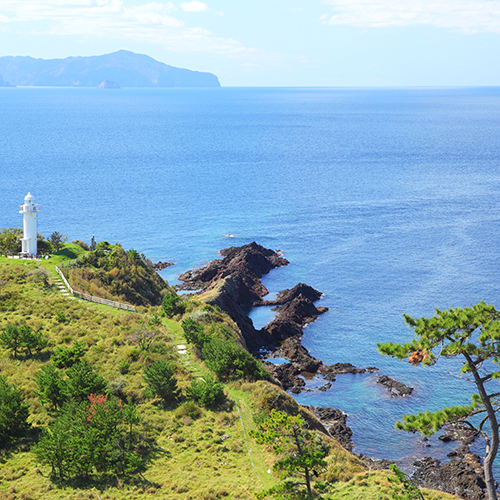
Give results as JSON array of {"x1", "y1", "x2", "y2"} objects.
[
  {"x1": 260, "y1": 283, "x2": 323, "y2": 305},
  {"x1": 318, "y1": 363, "x2": 379, "y2": 381},
  {"x1": 178, "y1": 242, "x2": 329, "y2": 353},
  {"x1": 439, "y1": 423, "x2": 480, "y2": 446},
  {"x1": 152, "y1": 260, "x2": 174, "y2": 271},
  {"x1": 264, "y1": 293, "x2": 328, "y2": 342},
  {"x1": 412, "y1": 456, "x2": 486, "y2": 500},
  {"x1": 265, "y1": 362, "x2": 305, "y2": 392},
  {"x1": 277, "y1": 337, "x2": 322, "y2": 372},
  {"x1": 376, "y1": 375, "x2": 413, "y2": 397}
]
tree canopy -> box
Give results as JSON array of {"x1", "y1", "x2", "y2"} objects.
[
  {"x1": 33, "y1": 394, "x2": 146, "y2": 481},
  {"x1": 378, "y1": 301, "x2": 500, "y2": 500},
  {"x1": 0, "y1": 323, "x2": 48, "y2": 359},
  {"x1": 0, "y1": 375, "x2": 30, "y2": 442},
  {"x1": 251, "y1": 409, "x2": 327, "y2": 499}
]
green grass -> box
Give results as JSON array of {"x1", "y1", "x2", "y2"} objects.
[
  {"x1": 0, "y1": 255, "x2": 459, "y2": 500},
  {"x1": 325, "y1": 469, "x2": 458, "y2": 500}
]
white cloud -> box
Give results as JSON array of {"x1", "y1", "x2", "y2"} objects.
[
  {"x1": 180, "y1": 1, "x2": 208, "y2": 13},
  {"x1": 0, "y1": 0, "x2": 258, "y2": 55},
  {"x1": 321, "y1": 0, "x2": 500, "y2": 33},
  {"x1": 125, "y1": 3, "x2": 183, "y2": 28}
]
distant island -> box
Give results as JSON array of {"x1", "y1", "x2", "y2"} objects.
[{"x1": 0, "y1": 50, "x2": 220, "y2": 88}]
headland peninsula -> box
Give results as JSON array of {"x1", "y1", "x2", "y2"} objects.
[{"x1": 0, "y1": 232, "x2": 484, "y2": 499}]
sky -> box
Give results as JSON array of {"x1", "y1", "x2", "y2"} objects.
[{"x1": 0, "y1": 0, "x2": 500, "y2": 86}]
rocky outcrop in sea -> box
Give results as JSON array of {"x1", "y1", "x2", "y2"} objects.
[{"x1": 177, "y1": 242, "x2": 487, "y2": 498}]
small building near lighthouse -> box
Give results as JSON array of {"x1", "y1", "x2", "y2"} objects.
[{"x1": 19, "y1": 192, "x2": 40, "y2": 256}]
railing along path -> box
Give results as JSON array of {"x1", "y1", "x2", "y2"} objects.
[{"x1": 55, "y1": 266, "x2": 136, "y2": 312}]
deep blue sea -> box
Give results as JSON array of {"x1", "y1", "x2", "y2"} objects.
[{"x1": 2, "y1": 86, "x2": 500, "y2": 469}]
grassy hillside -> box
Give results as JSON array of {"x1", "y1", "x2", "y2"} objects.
[
  {"x1": 0, "y1": 249, "x2": 458, "y2": 500},
  {"x1": 64, "y1": 242, "x2": 170, "y2": 306}
]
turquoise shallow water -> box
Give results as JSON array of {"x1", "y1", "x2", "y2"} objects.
[{"x1": 1, "y1": 86, "x2": 500, "y2": 466}]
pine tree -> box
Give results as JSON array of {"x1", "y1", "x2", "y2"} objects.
[
  {"x1": 251, "y1": 409, "x2": 327, "y2": 499},
  {"x1": 0, "y1": 375, "x2": 30, "y2": 442},
  {"x1": 378, "y1": 301, "x2": 500, "y2": 500}
]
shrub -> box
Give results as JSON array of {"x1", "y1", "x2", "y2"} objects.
[
  {"x1": 67, "y1": 244, "x2": 168, "y2": 306},
  {"x1": 175, "y1": 400, "x2": 202, "y2": 421},
  {"x1": 50, "y1": 232, "x2": 68, "y2": 252},
  {"x1": 182, "y1": 318, "x2": 208, "y2": 349},
  {"x1": 202, "y1": 339, "x2": 270, "y2": 382},
  {"x1": 127, "y1": 328, "x2": 160, "y2": 352},
  {"x1": 0, "y1": 227, "x2": 22, "y2": 254},
  {"x1": 35, "y1": 363, "x2": 68, "y2": 410},
  {"x1": 66, "y1": 361, "x2": 108, "y2": 402},
  {"x1": 52, "y1": 340, "x2": 85, "y2": 368},
  {"x1": 36, "y1": 361, "x2": 108, "y2": 409},
  {"x1": 162, "y1": 292, "x2": 185, "y2": 318},
  {"x1": 186, "y1": 375, "x2": 225, "y2": 408},
  {"x1": 27, "y1": 267, "x2": 49, "y2": 286},
  {"x1": 143, "y1": 360, "x2": 178, "y2": 404},
  {"x1": 37, "y1": 233, "x2": 53, "y2": 254},
  {"x1": 118, "y1": 360, "x2": 131, "y2": 374},
  {"x1": 55, "y1": 311, "x2": 69, "y2": 324},
  {"x1": 149, "y1": 314, "x2": 162, "y2": 326},
  {"x1": 0, "y1": 375, "x2": 30, "y2": 442}
]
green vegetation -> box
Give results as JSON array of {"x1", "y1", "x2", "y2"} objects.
[
  {"x1": 0, "y1": 227, "x2": 56, "y2": 256},
  {"x1": 143, "y1": 360, "x2": 179, "y2": 405},
  {"x1": 35, "y1": 360, "x2": 108, "y2": 410},
  {"x1": 0, "y1": 375, "x2": 30, "y2": 442},
  {"x1": 34, "y1": 395, "x2": 147, "y2": 482},
  {"x1": 181, "y1": 312, "x2": 271, "y2": 382},
  {"x1": 66, "y1": 242, "x2": 169, "y2": 306},
  {"x1": 0, "y1": 322, "x2": 48, "y2": 359},
  {"x1": 251, "y1": 409, "x2": 328, "y2": 499},
  {"x1": 51, "y1": 340, "x2": 85, "y2": 368},
  {"x1": 388, "y1": 465, "x2": 424, "y2": 500},
  {"x1": 203, "y1": 338, "x2": 270, "y2": 381},
  {"x1": 49, "y1": 231, "x2": 68, "y2": 252},
  {"x1": 186, "y1": 375, "x2": 225, "y2": 408},
  {"x1": 0, "y1": 227, "x2": 22, "y2": 255},
  {"x1": 162, "y1": 291, "x2": 185, "y2": 318},
  {"x1": 0, "y1": 247, "x2": 459, "y2": 500},
  {"x1": 378, "y1": 301, "x2": 500, "y2": 500}
]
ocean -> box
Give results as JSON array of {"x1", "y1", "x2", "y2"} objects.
[{"x1": 1, "y1": 86, "x2": 500, "y2": 468}]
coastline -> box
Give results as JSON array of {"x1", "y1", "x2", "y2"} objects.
[{"x1": 176, "y1": 241, "x2": 487, "y2": 499}]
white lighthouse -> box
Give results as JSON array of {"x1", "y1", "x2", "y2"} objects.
[{"x1": 19, "y1": 192, "x2": 40, "y2": 256}]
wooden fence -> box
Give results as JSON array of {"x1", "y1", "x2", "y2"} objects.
[{"x1": 55, "y1": 266, "x2": 136, "y2": 312}]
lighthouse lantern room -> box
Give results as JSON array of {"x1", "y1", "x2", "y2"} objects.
[{"x1": 19, "y1": 192, "x2": 40, "y2": 256}]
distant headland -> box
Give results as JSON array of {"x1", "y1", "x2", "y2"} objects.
[{"x1": 0, "y1": 50, "x2": 220, "y2": 88}]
